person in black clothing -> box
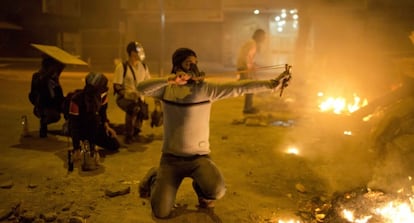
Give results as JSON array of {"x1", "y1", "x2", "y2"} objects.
[
  {"x1": 68, "y1": 72, "x2": 120, "y2": 170},
  {"x1": 29, "y1": 55, "x2": 65, "y2": 137}
]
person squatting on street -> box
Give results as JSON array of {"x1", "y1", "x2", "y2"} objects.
[
  {"x1": 137, "y1": 48, "x2": 291, "y2": 218},
  {"x1": 236, "y1": 28, "x2": 267, "y2": 114},
  {"x1": 29, "y1": 55, "x2": 65, "y2": 138},
  {"x1": 67, "y1": 72, "x2": 120, "y2": 170},
  {"x1": 113, "y1": 41, "x2": 151, "y2": 144}
]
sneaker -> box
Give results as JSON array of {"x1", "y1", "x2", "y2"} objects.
[
  {"x1": 124, "y1": 136, "x2": 133, "y2": 144},
  {"x1": 139, "y1": 167, "x2": 158, "y2": 198},
  {"x1": 135, "y1": 135, "x2": 153, "y2": 144},
  {"x1": 198, "y1": 197, "x2": 215, "y2": 209},
  {"x1": 39, "y1": 129, "x2": 47, "y2": 138},
  {"x1": 72, "y1": 149, "x2": 82, "y2": 162},
  {"x1": 39, "y1": 124, "x2": 48, "y2": 138},
  {"x1": 81, "y1": 150, "x2": 100, "y2": 171},
  {"x1": 133, "y1": 127, "x2": 141, "y2": 137}
]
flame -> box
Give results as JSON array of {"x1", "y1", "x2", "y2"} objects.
[
  {"x1": 318, "y1": 92, "x2": 368, "y2": 115},
  {"x1": 375, "y1": 202, "x2": 414, "y2": 223},
  {"x1": 278, "y1": 220, "x2": 301, "y2": 223},
  {"x1": 285, "y1": 146, "x2": 300, "y2": 155},
  {"x1": 341, "y1": 200, "x2": 414, "y2": 223},
  {"x1": 344, "y1": 130, "x2": 353, "y2": 136},
  {"x1": 342, "y1": 209, "x2": 372, "y2": 223}
]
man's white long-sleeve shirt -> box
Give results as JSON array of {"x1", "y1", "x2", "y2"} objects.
[{"x1": 137, "y1": 78, "x2": 279, "y2": 156}]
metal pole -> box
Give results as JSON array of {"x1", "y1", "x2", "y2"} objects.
[{"x1": 159, "y1": 0, "x2": 165, "y2": 76}]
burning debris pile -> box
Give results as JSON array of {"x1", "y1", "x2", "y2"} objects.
[{"x1": 298, "y1": 187, "x2": 414, "y2": 223}]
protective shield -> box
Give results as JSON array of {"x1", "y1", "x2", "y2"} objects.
[{"x1": 31, "y1": 43, "x2": 88, "y2": 65}]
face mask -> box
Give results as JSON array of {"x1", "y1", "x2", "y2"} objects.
[
  {"x1": 137, "y1": 48, "x2": 146, "y2": 61},
  {"x1": 189, "y1": 63, "x2": 204, "y2": 78}
]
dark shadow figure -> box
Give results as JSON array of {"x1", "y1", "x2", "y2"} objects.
[
  {"x1": 111, "y1": 123, "x2": 162, "y2": 153},
  {"x1": 13, "y1": 130, "x2": 110, "y2": 176},
  {"x1": 12, "y1": 130, "x2": 69, "y2": 152}
]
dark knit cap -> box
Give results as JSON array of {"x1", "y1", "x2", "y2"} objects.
[
  {"x1": 85, "y1": 72, "x2": 108, "y2": 93},
  {"x1": 171, "y1": 48, "x2": 197, "y2": 73}
]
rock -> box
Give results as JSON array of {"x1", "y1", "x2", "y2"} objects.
[
  {"x1": 295, "y1": 183, "x2": 306, "y2": 193},
  {"x1": 231, "y1": 119, "x2": 245, "y2": 125},
  {"x1": 28, "y1": 183, "x2": 38, "y2": 189},
  {"x1": 69, "y1": 216, "x2": 84, "y2": 223},
  {"x1": 33, "y1": 218, "x2": 46, "y2": 223},
  {"x1": 40, "y1": 212, "x2": 57, "y2": 222},
  {"x1": 315, "y1": 213, "x2": 325, "y2": 222},
  {"x1": 61, "y1": 201, "x2": 75, "y2": 212},
  {"x1": 0, "y1": 180, "x2": 13, "y2": 189},
  {"x1": 20, "y1": 210, "x2": 36, "y2": 222},
  {"x1": 245, "y1": 118, "x2": 267, "y2": 126},
  {"x1": 105, "y1": 185, "x2": 131, "y2": 197},
  {"x1": 0, "y1": 208, "x2": 13, "y2": 221}
]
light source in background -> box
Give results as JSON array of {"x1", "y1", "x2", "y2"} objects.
[
  {"x1": 254, "y1": 9, "x2": 260, "y2": 15},
  {"x1": 285, "y1": 146, "x2": 300, "y2": 155},
  {"x1": 343, "y1": 130, "x2": 352, "y2": 136},
  {"x1": 281, "y1": 9, "x2": 287, "y2": 18},
  {"x1": 270, "y1": 8, "x2": 299, "y2": 34}
]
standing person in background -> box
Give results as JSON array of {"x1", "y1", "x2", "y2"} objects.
[
  {"x1": 113, "y1": 41, "x2": 151, "y2": 144},
  {"x1": 236, "y1": 28, "x2": 267, "y2": 114},
  {"x1": 136, "y1": 47, "x2": 291, "y2": 219},
  {"x1": 28, "y1": 55, "x2": 65, "y2": 137}
]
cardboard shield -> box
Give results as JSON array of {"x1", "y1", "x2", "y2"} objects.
[{"x1": 31, "y1": 43, "x2": 88, "y2": 65}]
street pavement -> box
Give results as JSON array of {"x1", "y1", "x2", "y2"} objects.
[{"x1": 0, "y1": 62, "x2": 381, "y2": 223}]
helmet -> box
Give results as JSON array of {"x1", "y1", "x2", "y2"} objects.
[
  {"x1": 171, "y1": 48, "x2": 197, "y2": 73},
  {"x1": 85, "y1": 72, "x2": 108, "y2": 93},
  {"x1": 126, "y1": 41, "x2": 146, "y2": 61}
]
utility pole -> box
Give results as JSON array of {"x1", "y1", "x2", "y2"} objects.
[{"x1": 159, "y1": 0, "x2": 165, "y2": 76}]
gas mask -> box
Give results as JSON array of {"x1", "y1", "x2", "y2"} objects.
[
  {"x1": 127, "y1": 41, "x2": 146, "y2": 61},
  {"x1": 137, "y1": 47, "x2": 146, "y2": 61},
  {"x1": 187, "y1": 63, "x2": 205, "y2": 83}
]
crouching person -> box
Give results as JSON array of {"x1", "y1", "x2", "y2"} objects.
[
  {"x1": 67, "y1": 72, "x2": 120, "y2": 171},
  {"x1": 29, "y1": 55, "x2": 65, "y2": 138}
]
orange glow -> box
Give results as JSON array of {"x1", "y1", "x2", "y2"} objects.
[
  {"x1": 285, "y1": 146, "x2": 299, "y2": 155},
  {"x1": 278, "y1": 220, "x2": 301, "y2": 223},
  {"x1": 341, "y1": 200, "x2": 414, "y2": 223},
  {"x1": 342, "y1": 209, "x2": 372, "y2": 223},
  {"x1": 318, "y1": 92, "x2": 368, "y2": 115},
  {"x1": 375, "y1": 202, "x2": 414, "y2": 223}
]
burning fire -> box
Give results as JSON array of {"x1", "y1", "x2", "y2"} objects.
[
  {"x1": 342, "y1": 209, "x2": 372, "y2": 223},
  {"x1": 318, "y1": 92, "x2": 368, "y2": 115},
  {"x1": 285, "y1": 146, "x2": 300, "y2": 155},
  {"x1": 342, "y1": 200, "x2": 414, "y2": 223},
  {"x1": 375, "y1": 202, "x2": 414, "y2": 223}
]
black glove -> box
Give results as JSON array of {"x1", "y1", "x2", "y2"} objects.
[{"x1": 270, "y1": 66, "x2": 292, "y2": 89}]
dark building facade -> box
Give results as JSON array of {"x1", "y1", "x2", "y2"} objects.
[{"x1": 0, "y1": 0, "x2": 413, "y2": 74}]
